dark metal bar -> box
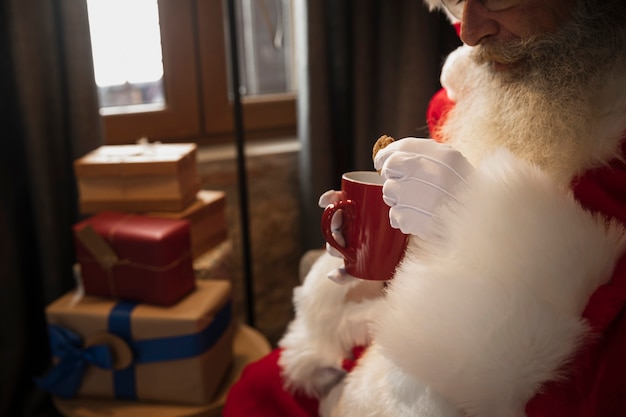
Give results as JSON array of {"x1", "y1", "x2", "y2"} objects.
[{"x1": 225, "y1": 0, "x2": 256, "y2": 327}]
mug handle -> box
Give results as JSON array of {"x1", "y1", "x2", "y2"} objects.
[{"x1": 321, "y1": 200, "x2": 356, "y2": 263}]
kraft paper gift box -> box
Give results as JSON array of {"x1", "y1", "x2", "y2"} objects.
[
  {"x1": 73, "y1": 211, "x2": 196, "y2": 306},
  {"x1": 194, "y1": 240, "x2": 235, "y2": 281},
  {"x1": 74, "y1": 142, "x2": 200, "y2": 213},
  {"x1": 142, "y1": 190, "x2": 228, "y2": 260},
  {"x1": 36, "y1": 280, "x2": 235, "y2": 405}
]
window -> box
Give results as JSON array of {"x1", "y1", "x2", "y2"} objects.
[
  {"x1": 88, "y1": 0, "x2": 166, "y2": 109},
  {"x1": 86, "y1": 0, "x2": 297, "y2": 145}
]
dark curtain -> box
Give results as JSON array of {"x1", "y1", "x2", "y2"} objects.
[
  {"x1": 0, "y1": 0, "x2": 459, "y2": 413},
  {"x1": 0, "y1": 0, "x2": 102, "y2": 415},
  {"x1": 296, "y1": 0, "x2": 461, "y2": 250}
]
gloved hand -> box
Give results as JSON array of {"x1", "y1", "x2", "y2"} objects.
[
  {"x1": 318, "y1": 190, "x2": 357, "y2": 284},
  {"x1": 373, "y1": 137, "x2": 473, "y2": 238},
  {"x1": 318, "y1": 189, "x2": 345, "y2": 256}
]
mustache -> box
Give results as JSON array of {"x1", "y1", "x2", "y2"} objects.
[{"x1": 471, "y1": 38, "x2": 533, "y2": 65}]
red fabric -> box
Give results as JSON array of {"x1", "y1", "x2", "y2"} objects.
[
  {"x1": 223, "y1": 348, "x2": 319, "y2": 417},
  {"x1": 453, "y1": 22, "x2": 461, "y2": 37},
  {"x1": 224, "y1": 91, "x2": 626, "y2": 416},
  {"x1": 426, "y1": 88, "x2": 454, "y2": 143},
  {"x1": 524, "y1": 143, "x2": 626, "y2": 417},
  {"x1": 341, "y1": 345, "x2": 366, "y2": 373}
]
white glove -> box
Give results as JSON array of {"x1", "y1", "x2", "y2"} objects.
[
  {"x1": 373, "y1": 137, "x2": 473, "y2": 237},
  {"x1": 318, "y1": 190, "x2": 357, "y2": 284}
]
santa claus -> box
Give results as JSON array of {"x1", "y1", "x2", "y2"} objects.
[{"x1": 224, "y1": 0, "x2": 626, "y2": 415}]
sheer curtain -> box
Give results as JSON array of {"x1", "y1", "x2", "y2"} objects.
[
  {"x1": 0, "y1": 0, "x2": 101, "y2": 415},
  {"x1": 295, "y1": 0, "x2": 460, "y2": 250}
]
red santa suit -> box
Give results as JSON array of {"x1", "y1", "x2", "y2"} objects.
[
  {"x1": 224, "y1": 90, "x2": 626, "y2": 417},
  {"x1": 223, "y1": 22, "x2": 626, "y2": 417}
]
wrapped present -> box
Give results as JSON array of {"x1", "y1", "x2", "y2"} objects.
[
  {"x1": 74, "y1": 142, "x2": 200, "y2": 213},
  {"x1": 142, "y1": 190, "x2": 228, "y2": 260},
  {"x1": 73, "y1": 211, "x2": 196, "y2": 306},
  {"x1": 194, "y1": 240, "x2": 234, "y2": 281},
  {"x1": 36, "y1": 280, "x2": 235, "y2": 405}
]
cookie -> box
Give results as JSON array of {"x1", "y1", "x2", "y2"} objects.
[{"x1": 372, "y1": 134, "x2": 395, "y2": 164}]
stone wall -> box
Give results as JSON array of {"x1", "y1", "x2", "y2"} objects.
[{"x1": 197, "y1": 138, "x2": 306, "y2": 346}]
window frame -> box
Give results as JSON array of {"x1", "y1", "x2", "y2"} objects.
[{"x1": 99, "y1": 0, "x2": 297, "y2": 145}]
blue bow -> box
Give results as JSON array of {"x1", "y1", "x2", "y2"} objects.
[
  {"x1": 36, "y1": 300, "x2": 231, "y2": 400},
  {"x1": 35, "y1": 324, "x2": 114, "y2": 398}
]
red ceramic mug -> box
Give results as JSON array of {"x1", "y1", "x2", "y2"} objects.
[{"x1": 321, "y1": 171, "x2": 409, "y2": 281}]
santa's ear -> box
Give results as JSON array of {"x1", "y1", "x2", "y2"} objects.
[{"x1": 423, "y1": 0, "x2": 460, "y2": 24}]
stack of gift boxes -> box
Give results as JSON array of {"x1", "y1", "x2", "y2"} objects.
[{"x1": 37, "y1": 142, "x2": 235, "y2": 406}]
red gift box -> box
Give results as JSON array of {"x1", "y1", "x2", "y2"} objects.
[{"x1": 73, "y1": 211, "x2": 196, "y2": 306}]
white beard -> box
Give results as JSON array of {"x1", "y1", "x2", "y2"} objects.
[
  {"x1": 438, "y1": 27, "x2": 626, "y2": 184},
  {"x1": 440, "y1": 56, "x2": 626, "y2": 184}
]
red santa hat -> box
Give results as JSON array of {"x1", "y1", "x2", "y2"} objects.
[
  {"x1": 423, "y1": 0, "x2": 462, "y2": 36},
  {"x1": 423, "y1": 0, "x2": 461, "y2": 24}
]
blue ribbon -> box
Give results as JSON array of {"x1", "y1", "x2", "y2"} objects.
[
  {"x1": 36, "y1": 300, "x2": 232, "y2": 400},
  {"x1": 109, "y1": 302, "x2": 138, "y2": 400},
  {"x1": 34, "y1": 324, "x2": 115, "y2": 399}
]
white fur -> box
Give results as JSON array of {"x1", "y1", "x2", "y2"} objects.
[
  {"x1": 422, "y1": 0, "x2": 443, "y2": 11},
  {"x1": 327, "y1": 345, "x2": 464, "y2": 417},
  {"x1": 336, "y1": 149, "x2": 626, "y2": 416},
  {"x1": 278, "y1": 252, "x2": 386, "y2": 397},
  {"x1": 440, "y1": 45, "x2": 473, "y2": 102},
  {"x1": 422, "y1": 0, "x2": 459, "y2": 23}
]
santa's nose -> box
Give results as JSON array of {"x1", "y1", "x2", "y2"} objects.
[{"x1": 460, "y1": 0, "x2": 499, "y2": 46}]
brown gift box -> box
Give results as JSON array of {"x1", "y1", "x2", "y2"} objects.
[
  {"x1": 194, "y1": 240, "x2": 234, "y2": 281},
  {"x1": 43, "y1": 280, "x2": 234, "y2": 405},
  {"x1": 142, "y1": 190, "x2": 228, "y2": 260},
  {"x1": 74, "y1": 143, "x2": 200, "y2": 213}
]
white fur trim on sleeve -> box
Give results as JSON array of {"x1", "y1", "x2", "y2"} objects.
[
  {"x1": 369, "y1": 149, "x2": 626, "y2": 416},
  {"x1": 278, "y1": 252, "x2": 384, "y2": 397},
  {"x1": 327, "y1": 345, "x2": 464, "y2": 417}
]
